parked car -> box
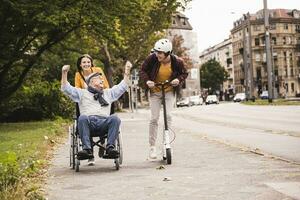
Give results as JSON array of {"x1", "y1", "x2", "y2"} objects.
[
  {"x1": 260, "y1": 91, "x2": 269, "y2": 99},
  {"x1": 176, "y1": 97, "x2": 190, "y2": 107},
  {"x1": 233, "y1": 93, "x2": 246, "y2": 102},
  {"x1": 205, "y1": 95, "x2": 219, "y2": 105},
  {"x1": 189, "y1": 95, "x2": 203, "y2": 106}
]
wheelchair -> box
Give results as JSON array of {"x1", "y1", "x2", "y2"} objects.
[{"x1": 69, "y1": 103, "x2": 123, "y2": 172}]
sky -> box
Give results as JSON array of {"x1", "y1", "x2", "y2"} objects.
[{"x1": 184, "y1": 0, "x2": 300, "y2": 53}]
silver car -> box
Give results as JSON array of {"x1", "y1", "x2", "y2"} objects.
[
  {"x1": 233, "y1": 93, "x2": 246, "y2": 102},
  {"x1": 176, "y1": 97, "x2": 190, "y2": 107},
  {"x1": 205, "y1": 95, "x2": 219, "y2": 105},
  {"x1": 189, "y1": 95, "x2": 203, "y2": 106}
]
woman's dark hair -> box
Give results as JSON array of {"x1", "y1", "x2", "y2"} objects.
[{"x1": 76, "y1": 54, "x2": 94, "y2": 72}]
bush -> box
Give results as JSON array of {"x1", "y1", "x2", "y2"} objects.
[
  {"x1": 0, "y1": 151, "x2": 46, "y2": 200},
  {"x1": 0, "y1": 80, "x2": 74, "y2": 122}
]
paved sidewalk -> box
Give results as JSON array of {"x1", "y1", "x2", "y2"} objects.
[{"x1": 45, "y1": 110, "x2": 300, "y2": 200}]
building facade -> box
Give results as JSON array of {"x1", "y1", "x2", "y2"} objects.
[
  {"x1": 231, "y1": 9, "x2": 300, "y2": 98},
  {"x1": 167, "y1": 12, "x2": 200, "y2": 97},
  {"x1": 199, "y1": 38, "x2": 234, "y2": 98}
]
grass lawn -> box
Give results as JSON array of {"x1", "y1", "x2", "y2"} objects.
[
  {"x1": 0, "y1": 119, "x2": 68, "y2": 200},
  {"x1": 242, "y1": 99, "x2": 300, "y2": 106}
]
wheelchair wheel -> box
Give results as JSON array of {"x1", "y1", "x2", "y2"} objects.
[
  {"x1": 75, "y1": 158, "x2": 80, "y2": 172},
  {"x1": 114, "y1": 132, "x2": 123, "y2": 170},
  {"x1": 69, "y1": 124, "x2": 76, "y2": 169}
]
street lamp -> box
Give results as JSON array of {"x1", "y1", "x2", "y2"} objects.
[{"x1": 263, "y1": 0, "x2": 274, "y2": 103}]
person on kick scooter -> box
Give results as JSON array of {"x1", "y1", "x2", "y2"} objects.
[{"x1": 139, "y1": 38, "x2": 188, "y2": 159}]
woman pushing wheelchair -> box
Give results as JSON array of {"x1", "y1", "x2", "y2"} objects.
[{"x1": 61, "y1": 60, "x2": 132, "y2": 160}]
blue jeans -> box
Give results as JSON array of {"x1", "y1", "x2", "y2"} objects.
[{"x1": 77, "y1": 114, "x2": 121, "y2": 150}]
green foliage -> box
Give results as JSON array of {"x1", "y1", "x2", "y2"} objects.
[
  {"x1": 0, "y1": 78, "x2": 74, "y2": 122},
  {"x1": 0, "y1": 120, "x2": 67, "y2": 199},
  {"x1": 0, "y1": 0, "x2": 191, "y2": 121},
  {"x1": 200, "y1": 59, "x2": 229, "y2": 93},
  {"x1": 0, "y1": 152, "x2": 21, "y2": 191}
]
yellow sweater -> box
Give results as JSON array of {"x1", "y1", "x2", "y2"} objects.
[
  {"x1": 151, "y1": 63, "x2": 172, "y2": 93},
  {"x1": 75, "y1": 67, "x2": 109, "y2": 89}
]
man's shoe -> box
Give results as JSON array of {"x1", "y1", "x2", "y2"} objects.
[
  {"x1": 149, "y1": 146, "x2": 157, "y2": 159},
  {"x1": 77, "y1": 149, "x2": 94, "y2": 160},
  {"x1": 103, "y1": 146, "x2": 119, "y2": 159},
  {"x1": 87, "y1": 158, "x2": 95, "y2": 166}
]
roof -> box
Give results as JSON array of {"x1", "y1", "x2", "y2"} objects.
[{"x1": 169, "y1": 12, "x2": 193, "y2": 30}]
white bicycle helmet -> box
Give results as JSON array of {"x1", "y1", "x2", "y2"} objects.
[{"x1": 153, "y1": 38, "x2": 172, "y2": 53}]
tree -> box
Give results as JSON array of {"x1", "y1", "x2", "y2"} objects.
[
  {"x1": 0, "y1": 0, "x2": 191, "y2": 121},
  {"x1": 200, "y1": 59, "x2": 229, "y2": 94},
  {"x1": 171, "y1": 34, "x2": 193, "y2": 69},
  {"x1": 0, "y1": 0, "x2": 191, "y2": 102}
]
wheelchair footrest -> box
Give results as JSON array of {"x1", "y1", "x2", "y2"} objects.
[{"x1": 102, "y1": 153, "x2": 119, "y2": 159}]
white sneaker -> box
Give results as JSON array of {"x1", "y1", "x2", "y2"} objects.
[
  {"x1": 87, "y1": 158, "x2": 95, "y2": 166},
  {"x1": 149, "y1": 146, "x2": 157, "y2": 159}
]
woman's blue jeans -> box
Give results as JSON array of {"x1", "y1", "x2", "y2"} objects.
[{"x1": 77, "y1": 114, "x2": 121, "y2": 150}]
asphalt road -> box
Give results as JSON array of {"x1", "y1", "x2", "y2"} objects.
[
  {"x1": 171, "y1": 103, "x2": 300, "y2": 163},
  {"x1": 45, "y1": 104, "x2": 300, "y2": 200}
]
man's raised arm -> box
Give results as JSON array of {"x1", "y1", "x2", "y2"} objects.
[{"x1": 61, "y1": 65, "x2": 70, "y2": 86}]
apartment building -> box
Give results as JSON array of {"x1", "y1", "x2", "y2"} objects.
[
  {"x1": 199, "y1": 38, "x2": 234, "y2": 98},
  {"x1": 231, "y1": 9, "x2": 300, "y2": 98}
]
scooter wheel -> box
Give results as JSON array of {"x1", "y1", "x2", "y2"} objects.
[{"x1": 166, "y1": 148, "x2": 172, "y2": 164}]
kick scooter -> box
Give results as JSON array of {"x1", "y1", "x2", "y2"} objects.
[{"x1": 155, "y1": 80, "x2": 173, "y2": 165}]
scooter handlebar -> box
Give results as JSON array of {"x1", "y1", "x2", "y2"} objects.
[{"x1": 154, "y1": 80, "x2": 172, "y2": 87}]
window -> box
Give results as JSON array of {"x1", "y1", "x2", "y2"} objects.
[
  {"x1": 274, "y1": 68, "x2": 278, "y2": 76},
  {"x1": 255, "y1": 38, "x2": 260, "y2": 46},
  {"x1": 254, "y1": 25, "x2": 261, "y2": 31},
  {"x1": 287, "y1": 37, "x2": 291, "y2": 44},
  {"x1": 284, "y1": 24, "x2": 288, "y2": 30},
  {"x1": 290, "y1": 68, "x2": 294, "y2": 76},
  {"x1": 227, "y1": 58, "x2": 232, "y2": 65},
  {"x1": 270, "y1": 24, "x2": 276, "y2": 30},
  {"x1": 283, "y1": 37, "x2": 286, "y2": 45},
  {"x1": 256, "y1": 68, "x2": 262, "y2": 79},
  {"x1": 273, "y1": 52, "x2": 278, "y2": 61},
  {"x1": 296, "y1": 24, "x2": 300, "y2": 32},
  {"x1": 255, "y1": 54, "x2": 261, "y2": 62},
  {"x1": 272, "y1": 37, "x2": 277, "y2": 45},
  {"x1": 291, "y1": 83, "x2": 295, "y2": 92}
]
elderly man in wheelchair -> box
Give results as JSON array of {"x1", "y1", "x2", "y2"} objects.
[{"x1": 61, "y1": 61, "x2": 132, "y2": 164}]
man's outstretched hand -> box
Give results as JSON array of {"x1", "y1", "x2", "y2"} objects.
[
  {"x1": 62, "y1": 65, "x2": 70, "y2": 73},
  {"x1": 61, "y1": 65, "x2": 70, "y2": 85},
  {"x1": 124, "y1": 61, "x2": 132, "y2": 75}
]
